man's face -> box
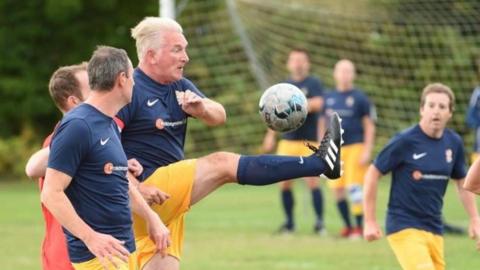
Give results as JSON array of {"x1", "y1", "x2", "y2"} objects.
[
  {"x1": 334, "y1": 60, "x2": 355, "y2": 88},
  {"x1": 420, "y1": 93, "x2": 452, "y2": 131},
  {"x1": 123, "y1": 63, "x2": 135, "y2": 103},
  {"x1": 286, "y1": 51, "x2": 310, "y2": 79},
  {"x1": 152, "y1": 31, "x2": 189, "y2": 83}
]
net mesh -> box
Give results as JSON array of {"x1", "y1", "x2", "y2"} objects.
[{"x1": 178, "y1": 0, "x2": 480, "y2": 157}]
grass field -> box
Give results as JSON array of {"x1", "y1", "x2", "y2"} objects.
[{"x1": 1, "y1": 179, "x2": 479, "y2": 270}]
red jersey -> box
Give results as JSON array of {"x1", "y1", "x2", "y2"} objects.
[{"x1": 38, "y1": 133, "x2": 74, "y2": 270}]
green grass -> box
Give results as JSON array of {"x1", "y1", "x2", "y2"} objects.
[{"x1": 1, "y1": 179, "x2": 479, "y2": 270}]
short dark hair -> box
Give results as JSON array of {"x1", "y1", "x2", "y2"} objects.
[
  {"x1": 289, "y1": 48, "x2": 310, "y2": 60},
  {"x1": 48, "y1": 62, "x2": 88, "y2": 111},
  {"x1": 88, "y1": 46, "x2": 130, "y2": 91},
  {"x1": 420, "y1": 83, "x2": 455, "y2": 112}
]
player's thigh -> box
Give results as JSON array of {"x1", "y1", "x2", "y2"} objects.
[
  {"x1": 327, "y1": 144, "x2": 349, "y2": 190},
  {"x1": 143, "y1": 255, "x2": 179, "y2": 270},
  {"x1": 427, "y1": 233, "x2": 445, "y2": 270},
  {"x1": 134, "y1": 160, "x2": 196, "y2": 238},
  {"x1": 344, "y1": 143, "x2": 368, "y2": 186},
  {"x1": 136, "y1": 212, "x2": 186, "y2": 269},
  {"x1": 387, "y1": 229, "x2": 436, "y2": 270},
  {"x1": 190, "y1": 151, "x2": 240, "y2": 206},
  {"x1": 72, "y1": 255, "x2": 134, "y2": 270}
]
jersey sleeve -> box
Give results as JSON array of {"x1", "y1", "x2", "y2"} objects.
[
  {"x1": 48, "y1": 119, "x2": 91, "y2": 178},
  {"x1": 373, "y1": 134, "x2": 406, "y2": 174},
  {"x1": 451, "y1": 136, "x2": 467, "y2": 180},
  {"x1": 182, "y1": 78, "x2": 206, "y2": 98},
  {"x1": 466, "y1": 87, "x2": 480, "y2": 128},
  {"x1": 309, "y1": 78, "x2": 324, "y2": 98},
  {"x1": 359, "y1": 93, "x2": 374, "y2": 119}
]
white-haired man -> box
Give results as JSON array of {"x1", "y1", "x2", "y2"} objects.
[{"x1": 117, "y1": 17, "x2": 343, "y2": 270}]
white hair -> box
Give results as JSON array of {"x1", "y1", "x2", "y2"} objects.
[{"x1": 131, "y1": 17, "x2": 183, "y2": 61}]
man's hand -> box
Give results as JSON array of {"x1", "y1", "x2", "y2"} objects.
[
  {"x1": 469, "y1": 217, "x2": 480, "y2": 250},
  {"x1": 139, "y1": 184, "x2": 170, "y2": 205},
  {"x1": 83, "y1": 231, "x2": 130, "y2": 269},
  {"x1": 176, "y1": 90, "x2": 206, "y2": 117},
  {"x1": 146, "y1": 213, "x2": 171, "y2": 257},
  {"x1": 128, "y1": 158, "x2": 143, "y2": 177},
  {"x1": 363, "y1": 220, "x2": 383, "y2": 242}
]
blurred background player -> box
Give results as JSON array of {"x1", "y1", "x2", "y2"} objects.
[
  {"x1": 465, "y1": 84, "x2": 480, "y2": 162},
  {"x1": 25, "y1": 62, "x2": 90, "y2": 270},
  {"x1": 322, "y1": 59, "x2": 375, "y2": 238},
  {"x1": 364, "y1": 83, "x2": 480, "y2": 270},
  {"x1": 262, "y1": 48, "x2": 325, "y2": 234}
]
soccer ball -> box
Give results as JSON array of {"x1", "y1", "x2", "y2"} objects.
[{"x1": 259, "y1": 83, "x2": 308, "y2": 132}]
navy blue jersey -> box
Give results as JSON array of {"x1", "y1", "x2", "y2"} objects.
[
  {"x1": 324, "y1": 89, "x2": 373, "y2": 145},
  {"x1": 466, "y1": 86, "x2": 480, "y2": 152},
  {"x1": 48, "y1": 103, "x2": 134, "y2": 263},
  {"x1": 117, "y1": 68, "x2": 206, "y2": 180},
  {"x1": 374, "y1": 125, "x2": 467, "y2": 236},
  {"x1": 282, "y1": 76, "x2": 324, "y2": 141}
]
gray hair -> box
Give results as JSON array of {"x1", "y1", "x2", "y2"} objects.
[
  {"x1": 131, "y1": 17, "x2": 183, "y2": 61},
  {"x1": 87, "y1": 46, "x2": 131, "y2": 91}
]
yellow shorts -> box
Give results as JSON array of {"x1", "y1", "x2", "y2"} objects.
[
  {"x1": 132, "y1": 159, "x2": 196, "y2": 269},
  {"x1": 327, "y1": 143, "x2": 367, "y2": 189},
  {"x1": 387, "y1": 228, "x2": 444, "y2": 270},
  {"x1": 471, "y1": 153, "x2": 479, "y2": 164},
  {"x1": 277, "y1": 140, "x2": 316, "y2": 156},
  {"x1": 72, "y1": 253, "x2": 137, "y2": 270}
]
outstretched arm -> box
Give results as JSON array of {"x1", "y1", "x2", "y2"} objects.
[
  {"x1": 25, "y1": 147, "x2": 50, "y2": 179},
  {"x1": 363, "y1": 165, "x2": 384, "y2": 242},
  {"x1": 176, "y1": 90, "x2": 226, "y2": 126},
  {"x1": 455, "y1": 179, "x2": 480, "y2": 250}
]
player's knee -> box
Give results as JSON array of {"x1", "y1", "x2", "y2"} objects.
[
  {"x1": 280, "y1": 180, "x2": 293, "y2": 190},
  {"x1": 205, "y1": 151, "x2": 240, "y2": 181},
  {"x1": 348, "y1": 184, "x2": 363, "y2": 204}
]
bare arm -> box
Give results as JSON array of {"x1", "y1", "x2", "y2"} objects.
[
  {"x1": 261, "y1": 128, "x2": 277, "y2": 153},
  {"x1": 177, "y1": 90, "x2": 226, "y2": 126},
  {"x1": 41, "y1": 168, "x2": 130, "y2": 264},
  {"x1": 307, "y1": 96, "x2": 323, "y2": 113},
  {"x1": 464, "y1": 157, "x2": 480, "y2": 194},
  {"x1": 455, "y1": 179, "x2": 480, "y2": 249},
  {"x1": 25, "y1": 147, "x2": 50, "y2": 179},
  {"x1": 363, "y1": 165, "x2": 384, "y2": 241},
  {"x1": 360, "y1": 116, "x2": 376, "y2": 165},
  {"x1": 198, "y1": 98, "x2": 227, "y2": 126}
]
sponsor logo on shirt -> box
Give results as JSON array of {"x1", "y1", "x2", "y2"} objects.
[
  {"x1": 411, "y1": 170, "x2": 449, "y2": 181},
  {"x1": 155, "y1": 118, "x2": 187, "y2": 130},
  {"x1": 104, "y1": 162, "x2": 128, "y2": 175}
]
